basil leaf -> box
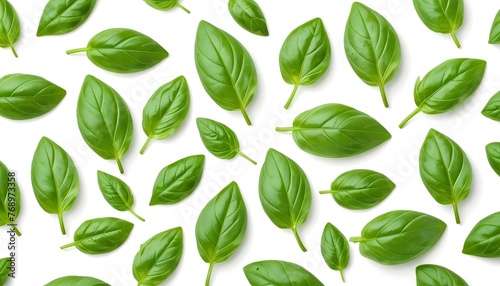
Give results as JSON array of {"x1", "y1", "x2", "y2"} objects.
[
  {"x1": 0, "y1": 161, "x2": 20, "y2": 236},
  {"x1": 150, "y1": 155, "x2": 205, "y2": 205},
  {"x1": 486, "y1": 143, "x2": 500, "y2": 176},
  {"x1": 420, "y1": 128, "x2": 473, "y2": 224},
  {"x1": 45, "y1": 276, "x2": 110, "y2": 286},
  {"x1": 345, "y1": 2, "x2": 401, "y2": 107},
  {"x1": 321, "y1": 223, "x2": 349, "y2": 282},
  {"x1": 463, "y1": 212, "x2": 500, "y2": 257},
  {"x1": 482, "y1": 91, "x2": 500, "y2": 121},
  {"x1": 77, "y1": 75, "x2": 133, "y2": 174},
  {"x1": 228, "y1": 0, "x2": 268, "y2": 36},
  {"x1": 243, "y1": 260, "x2": 324, "y2": 286},
  {"x1": 413, "y1": 0, "x2": 464, "y2": 48},
  {"x1": 67, "y1": 28, "x2": 168, "y2": 73},
  {"x1": 61, "y1": 217, "x2": 133, "y2": 254},
  {"x1": 276, "y1": 103, "x2": 391, "y2": 158},
  {"x1": 0, "y1": 257, "x2": 10, "y2": 285},
  {"x1": 31, "y1": 137, "x2": 79, "y2": 235},
  {"x1": 37, "y1": 0, "x2": 96, "y2": 37},
  {"x1": 320, "y1": 169, "x2": 395, "y2": 210},
  {"x1": 0, "y1": 74, "x2": 66, "y2": 120},
  {"x1": 141, "y1": 76, "x2": 190, "y2": 154},
  {"x1": 144, "y1": 0, "x2": 190, "y2": 13},
  {"x1": 196, "y1": 117, "x2": 256, "y2": 165},
  {"x1": 279, "y1": 18, "x2": 331, "y2": 109},
  {"x1": 399, "y1": 58, "x2": 486, "y2": 128},
  {"x1": 196, "y1": 182, "x2": 247, "y2": 286},
  {"x1": 259, "y1": 148, "x2": 311, "y2": 252},
  {"x1": 350, "y1": 210, "x2": 447, "y2": 265},
  {"x1": 97, "y1": 171, "x2": 145, "y2": 222},
  {"x1": 133, "y1": 226, "x2": 183, "y2": 285},
  {"x1": 416, "y1": 264, "x2": 468, "y2": 286},
  {"x1": 490, "y1": 10, "x2": 500, "y2": 44},
  {"x1": 195, "y1": 20, "x2": 257, "y2": 125},
  {"x1": 0, "y1": 0, "x2": 19, "y2": 57}
]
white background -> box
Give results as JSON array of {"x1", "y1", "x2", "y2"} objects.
[{"x1": 1, "y1": 0, "x2": 500, "y2": 285}]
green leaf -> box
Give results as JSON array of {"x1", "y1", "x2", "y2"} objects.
[
  {"x1": 37, "y1": 0, "x2": 96, "y2": 36},
  {"x1": 0, "y1": 0, "x2": 20, "y2": 57},
  {"x1": 259, "y1": 148, "x2": 311, "y2": 252},
  {"x1": 97, "y1": 171, "x2": 145, "y2": 222},
  {"x1": 150, "y1": 155, "x2": 205, "y2": 205},
  {"x1": 345, "y1": 2, "x2": 401, "y2": 107},
  {"x1": 463, "y1": 212, "x2": 500, "y2": 257},
  {"x1": 419, "y1": 129, "x2": 472, "y2": 224},
  {"x1": 350, "y1": 210, "x2": 446, "y2": 265},
  {"x1": 489, "y1": 10, "x2": 500, "y2": 44},
  {"x1": 144, "y1": 0, "x2": 190, "y2": 13},
  {"x1": 60, "y1": 217, "x2": 133, "y2": 254},
  {"x1": 0, "y1": 257, "x2": 11, "y2": 285},
  {"x1": 195, "y1": 20, "x2": 257, "y2": 125},
  {"x1": 482, "y1": 91, "x2": 500, "y2": 121},
  {"x1": 45, "y1": 276, "x2": 110, "y2": 286},
  {"x1": 0, "y1": 74, "x2": 66, "y2": 120},
  {"x1": 416, "y1": 264, "x2": 468, "y2": 286},
  {"x1": 243, "y1": 260, "x2": 324, "y2": 286},
  {"x1": 196, "y1": 117, "x2": 256, "y2": 165},
  {"x1": 486, "y1": 143, "x2": 500, "y2": 176},
  {"x1": 141, "y1": 76, "x2": 190, "y2": 154},
  {"x1": 321, "y1": 223, "x2": 349, "y2": 283},
  {"x1": 31, "y1": 137, "x2": 79, "y2": 235},
  {"x1": 400, "y1": 58, "x2": 486, "y2": 128},
  {"x1": 228, "y1": 0, "x2": 268, "y2": 36},
  {"x1": 0, "y1": 161, "x2": 21, "y2": 236},
  {"x1": 133, "y1": 226, "x2": 183, "y2": 286},
  {"x1": 279, "y1": 18, "x2": 331, "y2": 109},
  {"x1": 77, "y1": 75, "x2": 133, "y2": 174},
  {"x1": 196, "y1": 182, "x2": 247, "y2": 286},
  {"x1": 276, "y1": 103, "x2": 391, "y2": 158},
  {"x1": 413, "y1": 0, "x2": 464, "y2": 48},
  {"x1": 320, "y1": 169, "x2": 395, "y2": 210},
  {"x1": 67, "y1": 28, "x2": 168, "y2": 73}
]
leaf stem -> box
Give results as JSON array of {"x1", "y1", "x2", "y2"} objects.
[
  {"x1": 12, "y1": 225, "x2": 21, "y2": 236},
  {"x1": 292, "y1": 227, "x2": 307, "y2": 252},
  {"x1": 284, "y1": 84, "x2": 300, "y2": 109},
  {"x1": 175, "y1": 2, "x2": 191, "y2": 13},
  {"x1": 240, "y1": 107, "x2": 252, "y2": 126},
  {"x1": 58, "y1": 212, "x2": 66, "y2": 235},
  {"x1": 60, "y1": 241, "x2": 77, "y2": 250},
  {"x1": 340, "y1": 269, "x2": 345, "y2": 283},
  {"x1": 450, "y1": 30, "x2": 461, "y2": 48},
  {"x1": 237, "y1": 150, "x2": 257, "y2": 165},
  {"x1": 66, "y1": 48, "x2": 89, "y2": 55},
  {"x1": 319, "y1": 190, "x2": 336, "y2": 194},
  {"x1": 452, "y1": 203, "x2": 461, "y2": 224},
  {"x1": 10, "y1": 45, "x2": 18, "y2": 58},
  {"x1": 399, "y1": 106, "x2": 422, "y2": 129},
  {"x1": 379, "y1": 84, "x2": 389, "y2": 108},
  {"x1": 129, "y1": 208, "x2": 146, "y2": 222},
  {"x1": 116, "y1": 157, "x2": 124, "y2": 174},
  {"x1": 205, "y1": 263, "x2": 215, "y2": 286},
  {"x1": 140, "y1": 137, "x2": 153, "y2": 155},
  {"x1": 349, "y1": 236, "x2": 363, "y2": 243},
  {"x1": 275, "y1": 127, "x2": 298, "y2": 132}
]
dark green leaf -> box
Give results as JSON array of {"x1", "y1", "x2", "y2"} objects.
[
  {"x1": 243, "y1": 260, "x2": 324, "y2": 286},
  {"x1": 228, "y1": 0, "x2": 268, "y2": 36},
  {"x1": 45, "y1": 276, "x2": 110, "y2": 286},
  {"x1": 279, "y1": 18, "x2": 331, "y2": 109},
  {"x1": 321, "y1": 223, "x2": 349, "y2": 282},
  {"x1": 144, "y1": 0, "x2": 190, "y2": 13},
  {"x1": 133, "y1": 226, "x2": 183, "y2": 286},
  {"x1": 0, "y1": 257, "x2": 10, "y2": 285},
  {"x1": 416, "y1": 264, "x2": 468, "y2": 286},
  {"x1": 77, "y1": 75, "x2": 133, "y2": 174},
  {"x1": 259, "y1": 148, "x2": 311, "y2": 252},
  {"x1": 37, "y1": 0, "x2": 96, "y2": 36},
  {"x1": 482, "y1": 91, "x2": 500, "y2": 121},
  {"x1": 486, "y1": 142, "x2": 500, "y2": 176},
  {"x1": 400, "y1": 58, "x2": 486, "y2": 128},
  {"x1": 413, "y1": 0, "x2": 464, "y2": 48},
  {"x1": 0, "y1": 74, "x2": 66, "y2": 120},
  {"x1": 489, "y1": 10, "x2": 500, "y2": 44},
  {"x1": 67, "y1": 28, "x2": 168, "y2": 73},
  {"x1": 60, "y1": 217, "x2": 133, "y2": 254},
  {"x1": 150, "y1": 155, "x2": 205, "y2": 205},
  {"x1": 419, "y1": 129, "x2": 472, "y2": 224},
  {"x1": 0, "y1": 0, "x2": 20, "y2": 57},
  {"x1": 196, "y1": 182, "x2": 247, "y2": 286},
  {"x1": 463, "y1": 212, "x2": 500, "y2": 257},
  {"x1": 140, "y1": 75, "x2": 190, "y2": 154},
  {"x1": 97, "y1": 171, "x2": 145, "y2": 222},
  {"x1": 31, "y1": 137, "x2": 79, "y2": 235},
  {"x1": 350, "y1": 210, "x2": 447, "y2": 265},
  {"x1": 0, "y1": 161, "x2": 20, "y2": 236},
  {"x1": 320, "y1": 169, "x2": 395, "y2": 210},
  {"x1": 195, "y1": 20, "x2": 257, "y2": 125},
  {"x1": 196, "y1": 118, "x2": 256, "y2": 164},
  {"x1": 345, "y1": 2, "x2": 401, "y2": 107},
  {"x1": 276, "y1": 103, "x2": 391, "y2": 158}
]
